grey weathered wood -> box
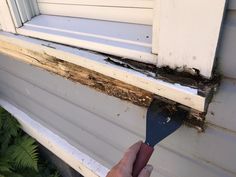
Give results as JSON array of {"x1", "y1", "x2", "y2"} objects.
[{"x1": 0, "y1": 54, "x2": 236, "y2": 177}]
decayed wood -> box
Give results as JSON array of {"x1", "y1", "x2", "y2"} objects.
[
  {"x1": 0, "y1": 40, "x2": 153, "y2": 107},
  {"x1": 0, "y1": 39, "x2": 207, "y2": 131}
]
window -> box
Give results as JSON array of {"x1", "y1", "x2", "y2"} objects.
[
  {"x1": 0, "y1": 0, "x2": 226, "y2": 78},
  {"x1": 6, "y1": 0, "x2": 158, "y2": 64}
]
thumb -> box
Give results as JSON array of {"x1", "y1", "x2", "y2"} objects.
[{"x1": 138, "y1": 165, "x2": 153, "y2": 177}]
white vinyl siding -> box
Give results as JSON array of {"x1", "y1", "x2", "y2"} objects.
[
  {"x1": 1, "y1": 54, "x2": 236, "y2": 177},
  {"x1": 37, "y1": 0, "x2": 154, "y2": 25}
]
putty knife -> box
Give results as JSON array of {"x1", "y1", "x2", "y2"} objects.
[{"x1": 132, "y1": 99, "x2": 187, "y2": 177}]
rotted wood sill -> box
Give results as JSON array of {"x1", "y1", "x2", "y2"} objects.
[{"x1": 0, "y1": 32, "x2": 219, "y2": 132}]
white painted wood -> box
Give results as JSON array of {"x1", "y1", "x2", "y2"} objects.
[
  {"x1": 0, "y1": 99, "x2": 109, "y2": 177},
  {"x1": 152, "y1": 0, "x2": 160, "y2": 54},
  {"x1": 0, "y1": 0, "x2": 16, "y2": 33},
  {"x1": 157, "y1": 0, "x2": 226, "y2": 78},
  {"x1": 15, "y1": 0, "x2": 28, "y2": 23},
  {"x1": 31, "y1": 0, "x2": 40, "y2": 15},
  {"x1": 0, "y1": 10, "x2": 5, "y2": 30},
  {"x1": 28, "y1": 0, "x2": 36, "y2": 16},
  {"x1": 15, "y1": 0, "x2": 35, "y2": 22},
  {"x1": 37, "y1": 0, "x2": 153, "y2": 8},
  {"x1": 16, "y1": 15, "x2": 157, "y2": 64},
  {"x1": 37, "y1": 0, "x2": 153, "y2": 25},
  {"x1": 24, "y1": 15, "x2": 152, "y2": 47},
  {"x1": 6, "y1": 0, "x2": 22, "y2": 28},
  {"x1": 22, "y1": 0, "x2": 32, "y2": 20},
  {"x1": 0, "y1": 32, "x2": 206, "y2": 111}
]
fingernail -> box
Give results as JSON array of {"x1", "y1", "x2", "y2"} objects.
[{"x1": 146, "y1": 165, "x2": 153, "y2": 172}]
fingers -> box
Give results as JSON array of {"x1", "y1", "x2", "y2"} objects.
[
  {"x1": 119, "y1": 141, "x2": 142, "y2": 173},
  {"x1": 138, "y1": 165, "x2": 153, "y2": 177}
]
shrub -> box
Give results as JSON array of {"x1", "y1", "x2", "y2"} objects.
[{"x1": 0, "y1": 107, "x2": 60, "y2": 177}]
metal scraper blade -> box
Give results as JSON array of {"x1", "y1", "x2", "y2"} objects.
[{"x1": 145, "y1": 99, "x2": 187, "y2": 147}]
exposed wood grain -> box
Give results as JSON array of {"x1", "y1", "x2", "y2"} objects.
[
  {"x1": 0, "y1": 37, "x2": 206, "y2": 130},
  {"x1": 0, "y1": 40, "x2": 153, "y2": 107}
]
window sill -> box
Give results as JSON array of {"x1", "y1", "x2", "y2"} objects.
[
  {"x1": 0, "y1": 31, "x2": 207, "y2": 112},
  {"x1": 16, "y1": 15, "x2": 157, "y2": 64}
]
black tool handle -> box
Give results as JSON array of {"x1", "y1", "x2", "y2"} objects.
[{"x1": 132, "y1": 143, "x2": 154, "y2": 177}]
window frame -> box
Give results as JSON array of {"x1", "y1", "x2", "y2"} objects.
[
  {"x1": 0, "y1": 0, "x2": 227, "y2": 78},
  {"x1": 0, "y1": 32, "x2": 206, "y2": 112},
  {"x1": 16, "y1": 14, "x2": 157, "y2": 64}
]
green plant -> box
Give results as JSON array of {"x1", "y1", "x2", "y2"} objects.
[{"x1": 0, "y1": 107, "x2": 60, "y2": 177}]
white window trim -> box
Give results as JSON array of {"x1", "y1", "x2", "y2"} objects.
[
  {"x1": 0, "y1": 0, "x2": 227, "y2": 112},
  {"x1": 0, "y1": 0, "x2": 16, "y2": 33},
  {"x1": 0, "y1": 0, "x2": 227, "y2": 78},
  {"x1": 18, "y1": 0, "x2": 39, "y2": 20},
  {"x1": 157, "y1": 0, "x2": 227, "y2": 78},
  {"x1": 6, "y1": 0, "x2": 22, "y2": 27},
  {"x1": 16, "y1": 15, "x2": 157, "y2": 64},
  {"x1": 0, "y1": 31, "x2": 206, "y2": 112},
  {"x1": 151, "y1": 0, "x2": 160, "y2": 54}
]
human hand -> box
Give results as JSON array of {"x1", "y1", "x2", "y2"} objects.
[{"x1": 106, "y1": 141, "x2": 153, "y2": 177}]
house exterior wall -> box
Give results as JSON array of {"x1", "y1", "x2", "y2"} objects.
[
  {"x1": 0, "y1": 1, "x2": 236, "y2": 177},
  {"x1": 0, "y1": 51, "x2": 236, "y2": 177}
]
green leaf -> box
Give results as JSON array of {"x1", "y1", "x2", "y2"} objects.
[
  {"x1": 0, "y1": 132, "x2": 13, "y2": 154},
  {"x1": 8, "y1": 135, "x2": 39, "y2": 171},
  {"x1": 0, "y1": 111, "x2": 21, "y2": 155},
  {"x1": 0, "y1": 165, "x2": 11, "y2": 173},
  {"x1": 0, "y1": 157, "x2": 11, "y2": 173},
  {"x1": 2, "y1": 112, "x2": 20, "y2": 137}
]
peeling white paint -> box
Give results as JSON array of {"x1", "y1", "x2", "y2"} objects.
[{"x1": 0, "y1": 32, "x2": 207, "y2": 111}]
